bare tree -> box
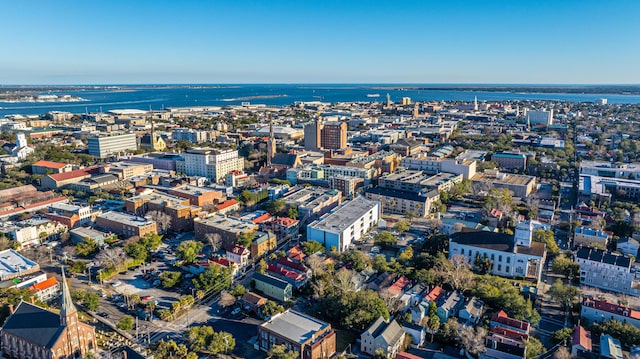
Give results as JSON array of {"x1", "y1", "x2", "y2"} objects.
[
  {"x1": 219, "y1": 290, "x2": 236, "y2": 308},
  {"x1": 553, "y1": 347, "x2": 572, "y2": 359},
  {"x1": 97, "y1": 247, "x2": 127, "y2": 269},
  {"x1": 205, "y1": 233, "x2": 222, "y2": 252},
  {"x1": 379, "y1": 288, "x2": 404, "y2": 315},
  {"x1": 437, "y1": 254, "x2": 474, "y2": 292},
  {"x1": 148, "y1": 210, "x2": 172, "y2": 234},
  {"x1": 307, "y1": 254, "x2": 326, "y2": 277},
  {"x1": 311, "y1": 278, "x2": 328, "y2": 300},
  {"x1": 460, "y1": 326, "x2": 487, "y2": 356},
  {"x1": 428, "y1": 218, "x2": 443, "y2": 234},
  {"x1": 452, "y1": 222, "x2": 465, "y2": 234},
  {"x1": 333, "y1": 268, "x2": 353, "y2": 293}
]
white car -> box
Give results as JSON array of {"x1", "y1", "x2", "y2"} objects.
[{"x1": 111, "y1": 281, "x2": 122, "y2": 287}]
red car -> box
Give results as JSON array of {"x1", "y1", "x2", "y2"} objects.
[{"x1": 141, "y1": 295, "x2": 152, "y2": 301}]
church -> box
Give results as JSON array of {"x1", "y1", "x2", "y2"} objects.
[{"x1": 0, "y1": 269, "x2": 97, "y2": 359}]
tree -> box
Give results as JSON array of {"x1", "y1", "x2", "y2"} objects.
[
  {"x1": 219, "y1": 291, "x2": 236, "y2": 308},
  {"x1": 140, "y1": 233, "x2": 163, "y2": 250},
  {"x1": 550, "y1": 328, "x2": 573, "y2": 345},
  {"x1": 148, "y1": 210, "x2": 172, "y2": 234},
  {"x1": 473, "y1": 253, "x2": 493, "y2": 274},
  {"x1": 257, "y1": 258, "x2": 268, "y2": 274},
  {"x1": 526, "y1": 337, "x2": 545, "y2": 359},
  {"x1": 187, "y1": 325, "x2": 235, "y2": 354},
  {"x1": 302, "y1": 240, "x2": 325, "y2": 255},
  {"x1": 287, "y1": 205, "x2": 298, "y2": 219},
  {"x1": 193, "y1": 265, "x2": 231, "y2": 292},
  {"x1": 421, "y1": 313, "x2": 440, "y2": 343},
  {"x1": 230, "y1": 284, "x2": 248, "y2": 297},
  {"x1": 591, "y1": 319, "x2": 640, "y2": 347},
  {"x1": 152, "y1": 340, "x2": 198, "y2": 359},
  {"x1": 205, "y1": 233, "x2": 222, "y2": 252},
  {"x1": 533, "y1": 229, "x2": 560, "y2": 256},
  {"x1": 552, "y1": 254, "x2": 580, "y2": 278},
  {"x1": 261, "y1": 300, "x2": 285, "y2": 318},
  {"x1": 554, "y1": 347, "x2": 572, "y2": 359},
  {"x1": 177, "y1": 240, "x2": 203, "y2": 264},
  {"x1": 398, "y1": 245, "x2": 414, "y2": 264},
  {"x1": 460, "y1": 326, "x2": 487, "y2": 356},
  {"x1": 547, "y1": 279, "x2": 581, "y2": 313},
  {"x1": 83, "y1": 291, "x2": 100, "y2": 311},
  {"x1": 266, "y1": 199, "x2": 286, "y2": 216},
  {"x1": 405, "y1": 211, "x2": 418, "y2": 222},
  {"x1": 160, "y1": 271, "x2": 182, "y2": 289},
  {"x1": 317, "y1": 289, "x2": 389, "y2": 331},
  {"x1": 473, "y1": 275, "x2": 540, "y2": 325},
  {"x1": 436, "y1": 254, "x2": 475, "y2": 292},
  {"x1": 374, "y1": 231, "x2": 397, "y2": 247},
  {"x1": 117, "y1": 315, "x2": 134, "y2": 330},
  {"x1": 125, "y1": 242, "x2": 148, "y2": 262},
  {"x1": 267, "y1": 344, "x2": 298, "y2": 359},
  {"x1": 75, "y1": 237, "x2": 98, "y2": 257},
  {"x1": 373, "y1": 254, "x2": 389, "y2": 273},
  {"x1": 394, "y1": 220, "x2": 410, "y2": 233},
  {"x1": 307, "y1": 254, "x2": 326, "y2": 277},
  {"x1": 238, "y1": 231, "x2": 255, "y2": 247}
]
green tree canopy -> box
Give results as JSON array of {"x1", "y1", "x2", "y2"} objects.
[
  {"x1": 374, "y1": 231, "x2": 397, "y2": 247},
  {"x1": 160, "y1": 271, "x2": 182, "y2": 289},
  {"x1": 177, "y1": 240, "x2": 203, "y2": 264},
  {"x1": 302, "y1": 240, "x2": 325, "y2": 255},
  {"x1": 117, "y1": 315, "x2": 134, "y2": 330},
  {"x1": 317, "y1": 289, "x2": 389, "y2": 331}
]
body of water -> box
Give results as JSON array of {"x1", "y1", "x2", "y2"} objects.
[{"x1": 2, "y1": 84, "x2": 640, "y2": 117}]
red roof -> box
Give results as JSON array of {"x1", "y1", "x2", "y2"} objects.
[
  {"x1": 424, "y1": 286, "x2": 444, "y2": 302},
  {"x1": 490, "y1": 326, "x2": 529, "y2": 341},
  {"x1": 33, "y1": 160, "x2": 67, "y2": 169},
  {"x1": 287, "y1": 245, "x2": 306, "y2": 261},
  {"x1": 572, "y1": 325, "x2": 592, "y2": 351},
  {"x1": 30, "y1": 277, "x2": 59, "y2": 292},
  {"x1": 216, "y1": 199, "x2": 238, "y2": 211},
  {"x1": 210, "y1": 257, "x2": 233, "y2": 267},
  {"x1": 491, "y1": 310, "x2": 530, "y2": 332},
  {"x1": 267, "y1": 264, "x2": 304, "y2": 281},
  {"x1": 388, "y1": 275, "x2": 411, "y2": 295},
  {"x1": 582, "y1": 298, "x2": 640, "y2": 320},
  {"x1": 252, "y1": 212, "x2": 272, "y2": 224},
  {"x1": 226, "y1": 244, "x2": 249, "y2": 256},
  {"x1": 274, "y1": 217, "x2": 299, "y2": 227},
  {"x1": 277, "y1": 256, "x2": 307, "y2": 273},
  {"x1": 396, "y1": 352, "x2": 423, "y2": 359},
  {"x1": 48, "y1": 166, "x2": 99, "y2": 182}
]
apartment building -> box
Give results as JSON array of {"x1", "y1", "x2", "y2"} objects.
[
  {"x1": 258, "y1": 310, "x2": 336, "y2": 359},
  {"x1": 283, "y1": 187, "x2": 342, "y2": 221},
  {"x1": 581, "y1": 297, "x2": 640, "y2": 328},
  {"x1": 95, "y1": 211, "x2": 157, "y2": 238},
  {"x1": 471, "y1": 170, "x2": 537, "y2": 198},
  {"x1": 176, "y1": 148, "x2": 244, "y2": 183},
  {"x1": 307, "y1": 196, "x2": 380, "y2": 252},
  {"x1": 576, "y1": 247, "x2": 640, "y2": 296},
  {"x1": 46, "y1": 203, "x2": 97, "y2": 228},
  {"x1": 126, "y1": 189, "x2": 201, "y2": 232},
  {"x1": 365, "y1": 187, "x2": 439, "y2": 217},
  {"x1": 194, "y1": 214, "x2": 258, "y2": 249},
  {"x1": 573, "y1": 226, "x2": 610, "y2": 249},
  {"x1": 401, "y1": 155, "x2": 477, "y2": 180}
]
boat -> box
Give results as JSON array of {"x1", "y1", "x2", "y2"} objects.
[{"x1": 366, "y1": 93, "x2": 380, "y2": 98}]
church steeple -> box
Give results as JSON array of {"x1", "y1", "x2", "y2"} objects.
[
  {"x1": 60, "y1": 267, "x2": 78, "y2": 326},
  {"x1": 267, "y1": 115, "x2": 276, "y2": 166}
]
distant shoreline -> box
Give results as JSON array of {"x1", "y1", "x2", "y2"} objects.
[{"x1": 1, "y1": 84, "x2": 640, "y2": 96}]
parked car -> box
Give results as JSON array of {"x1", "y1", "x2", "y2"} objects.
[
  {"x1": 231, "y1": 307, "x2": 241, "y2": 316},
  {"x1": 111, "y1": 281, "x2": 122, "y2": 287}
]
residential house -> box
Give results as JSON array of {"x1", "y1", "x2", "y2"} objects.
[
  {"x1": 360, "y1": 317, "x2": 406, "y2": 358},
  {"x1": 253, "y1": 272, "x2": 293, "y2": 303},
  {"x1": 617, "y1": 237, "x2": 640, "y2": 257},
  {"x1": 267, "y1": 264, "x2": 307, "y2": 289},
  {"x1": 401, "y1": 322, "x2": 425, "y2": 347},
  {"x1": 600, "y1": 334, "x2": 623, "y2": 359},
  {"x1": 459, "y1": 297, "x2": 484, "y2": 324},
  {"x1": 490, "y1": 311, "x2": 530, "y2": 335},
  {"x1": 571, "y1": 326, "x2": 592, "y2": 358},
  {"x1": 216, "y1": 198, "x2": 240, "y2": 215},
  {"x1": 437, "y1": 291, "x2": 464, "y2": 323},
  {"x1": 484, "y1": 325, "x2": 527, "y2": 359},
  {"x1": 581, "y1": 297, "x2": 640, "y2": 328},
  {"x1": 574, "y1": 226, "x2": 610, "y2": 249},
  {"x1": 226, "y1": 244, "x2": 250, "y2": 268},
  {"x1": 241, "y1": 291, "x2": 268, "y2": 313},
  {"x1": 29, "y1": 277, "x2": 60, "y2": 302},
  {"x1": 257, "y1": 310, "x2": 336, "y2": 359},
  {"x1": 250, "y1": 231, "x2": 277, "y2": 258}
]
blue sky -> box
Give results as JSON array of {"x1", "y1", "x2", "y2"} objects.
[{"x1": 1, "y1": 0, "x2": 639, "y2": 84}]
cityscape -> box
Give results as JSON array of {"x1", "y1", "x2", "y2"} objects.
[{"x1": 1, "y1": 2, "x2": 640, "y2": 359}]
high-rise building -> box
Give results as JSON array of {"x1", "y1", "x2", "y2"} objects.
[
  {"x1": 304, "y1": 120, "x2": 322, "y2": 151},
  {"x1": 525, "y1": 109, "x2": 554, "y2": 126},
  {"x1": 320, "y1": 122, "x2": 347, "y2": 150},
  {"x1": 173, "y1": 128, "x2": 210, "y2": 143},
  {"x1": 177, "y1": 148, "x2": 244, "y2": 183},
  {"x1": 402, "y1": 97, "x2": 412, "y2": 105},
  {"x1": 87, "y1": 133, "x2": 138, "y2": 158}
]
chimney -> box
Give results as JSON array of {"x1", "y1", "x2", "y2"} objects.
[
  {"x1": 9, "y1": 304, "x2": 14, "y2": 314},
  {"x1": 30, "y1": 296, "x2": 35, "y2": 305},
  {"x1": 122, "y1": 350, "x2": 127, "y2": 359}
]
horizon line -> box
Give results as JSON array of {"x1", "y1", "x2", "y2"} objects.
[{"x1": 2, "y1": 82, "x2": 640, "y2": 87}]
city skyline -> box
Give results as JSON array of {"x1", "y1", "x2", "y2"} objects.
[{"x1": 1, "y1": 0, "x2": 639, "y2": 84}]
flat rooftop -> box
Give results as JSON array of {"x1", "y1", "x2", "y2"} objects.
[
  {"x1": 308, "y1": 196, "x2": 378, "y2": 233},
  {"x1": 260, "y1": 310, "x2": 330, "y2": 344},
  {"x1": 0, "y1": 249, "x2": 39, "y2": 279},
  {"x1": 472, "y1": 172, "x2": 535, "y2": 186},
  {"x1": 196, "y1": 214, "x2": 257, "y2": 233},
  {"x1": 97, "y1": 211, "x2": 155, "y2": 227}
]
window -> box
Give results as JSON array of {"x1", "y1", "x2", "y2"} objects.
[
  {"x1": 506, "y1": 257, "x2": 511, "y2": 264},
  {"x1": 498, "y1": 264, "x2": 502, "y2": 271},
  {"x1": 506, "y1": 266, "x2": 510, "y2": 273},
  {"x1": 491, "y1": 254, "x2": 495, "y2": 260},
  {"x1": 498, "y1": 255, "x2": 502, "y2": 262}
]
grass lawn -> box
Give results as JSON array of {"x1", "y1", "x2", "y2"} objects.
[{"x1": 335, "y1": 328, "x2": 359, "y2": 352}]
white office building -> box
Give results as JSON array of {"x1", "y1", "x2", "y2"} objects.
[
  {"x1": 307, "y1": 196, "x2": 380, "y2": 252},
  {"x1": 525, "y1": 109, "x2": 553, "y2": 126},
  {"x1": 576, "y1": 247, "x2": 640, "y2": 296},
  {"x1": 88, "y1": 133, "x2": 138, "y2": 158}
]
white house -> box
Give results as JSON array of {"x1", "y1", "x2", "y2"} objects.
[
  {"x1": 576, "y1": 247, "x2": 640, "y2": 296},
  {"x1": 226, "y1": 244, "x2": 250, "y2": 268},
  {"x1": 617, "y1": 238, "x2": 640, "y2": 257}
]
